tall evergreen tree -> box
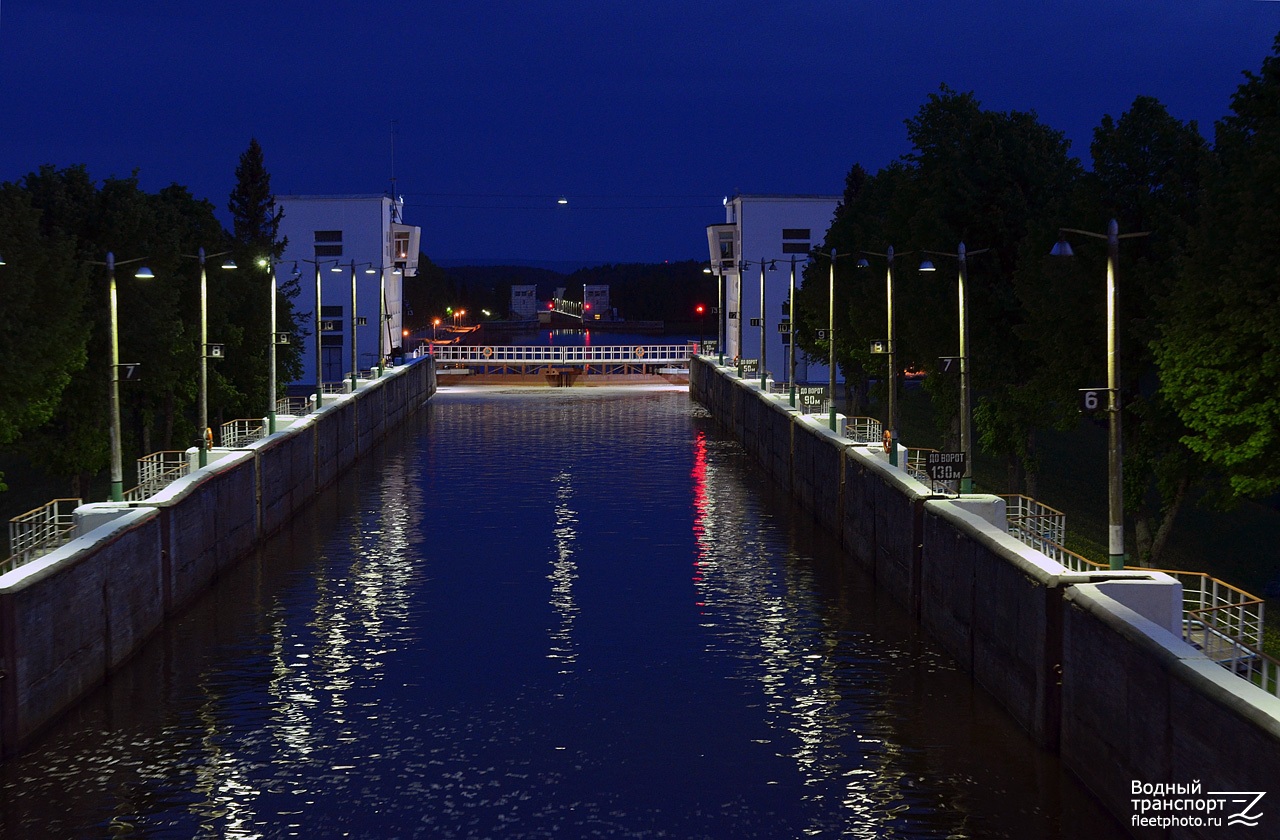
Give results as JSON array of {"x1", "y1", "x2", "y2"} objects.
[{"x1": 223, "y1": 138, "x2": 302, "y2": 417}]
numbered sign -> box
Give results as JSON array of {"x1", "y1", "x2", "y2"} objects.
[
  {"x1": 749, "y1": 318, "x2": 762, "y2": 327},
  {"x1": 1079, "y1": 388, "x2": 1112, "y2": 414},
  {"x1": 870, "y1": 340, "x2": 890, "y2": 354},
  {"x1": 356, "y1": 317, "x2": 368, "y2": 327},
  {"x1": 815, "y1": 329, "x2": 828, "y2": 340},
  {"x1": 205, "y1": 343, "x2": 225, "y2": 359},
  {"x1": 274, "y1": 332, "x2": 291, "y2": 345},
  {"x1": 738, "y1": 358, "x2": 759, "y2": 375},
  {"x1": 796, "y1": 385, "x2": 827, "y2": 412},
  {"x1": 939, "y1": 356, "x2": 960, "y2": 373},
  {"x1": 321, "y1": 320, "x2": 339, "y2": 332},
  {"x1": 777, "y1": 321, "x2": 791, "y2": 333},
  {"x1": 925, "y1": 451, "x2": 967, "y2": 482},
  {"x1": 118, "y1": 362, "x2": 141, "y2": 382}
]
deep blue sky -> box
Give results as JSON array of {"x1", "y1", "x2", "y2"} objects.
[{"x1": 2, "y1": 1, "x2": 1279, "y2": 265}]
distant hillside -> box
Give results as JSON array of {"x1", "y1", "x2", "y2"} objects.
[{"x1": 434, "y1": 258, "x2": 598, "y2": 274}]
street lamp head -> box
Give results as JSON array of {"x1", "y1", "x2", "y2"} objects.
[
  {"x1": 1049, "y1": 235, "x2": 1074, "y2": 258},
  {"x1": 291, "y1": 263, "x2": 300, "y2": 279},
  {"x1": 365, "y1": 266, "x2": 378, "y2": 274},
  {"x1": 856, "y1": 258, "x2": 870, "y2": 269},
  {"x1": 703, "y1": 266, "x2": 712, "y2": 274},
  {"x1": 330, "y1": 262, "x2": 343, "y2": 272},
  {"x1": 0, "y1": 254, "x2": 6, "y2": 266},
  {"x1": 919, "y1": 259, "x2": 936, "y2": 272},
  {"x1": 221, "y1": 259, "x2": 237, "y2": 270},
  {"x1": 134, "y1": 266, "x2": 155, "y2": 280}
]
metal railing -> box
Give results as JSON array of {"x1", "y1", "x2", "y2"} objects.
[
  {"x1": 1001, "y1": 494, "x2": 1067, "y2": 551},
  {"x1": 124, "y1": 451, "x2": 191, "y2": 501},
  {"x1": 1008, "y1": 523, "x2": 1279, "y2": 698},
  {"x1": 221, "y1": 418, "x2": 265, "y2": 448},
  {"x1": 905, "y1": 447, "x2": 954, "y2": 494},
  {"x1": 843, "y1": 416, "x2": 883, "y2": 445},
  {"x1": 429, "y1": 344, "x2": 693, "y2": 366},
  {"x1": 276, "y1": 396, "x2": 310, "y2": 416},
  {"x1": 4, "y1": 498, "x2": 81, "y2": 573}
]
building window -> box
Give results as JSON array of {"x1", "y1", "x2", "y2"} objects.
[
  {"x1": 393, "y1": 231, "x2": 410, "y2": 260},
  {"x1": 718, "y1": 231, "x2": 735, "y2": 262},
  {"x1": 321, "y1": 334, "x2": 344, "y2": 346},
  {"x1": 315, "y1": 230, "x2": 343, "y2": 258},
  {"x1": 321, "y1": 305, "x2": 344, "y2": 318},
  {"x1": 782, "y1": 227, "x2": 810, "y2": 254}
]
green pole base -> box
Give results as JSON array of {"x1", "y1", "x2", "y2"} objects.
[
  {"x1": 1109, "y1": 553, "x2": 1126, "y2": 571},
  {"x1": 110, "y1": 481, "x2": 124, "y2": 503}
]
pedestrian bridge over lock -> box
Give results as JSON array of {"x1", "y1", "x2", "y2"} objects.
[{"x1": 429, "y1": 343, "x2": 694, "y2": 374}]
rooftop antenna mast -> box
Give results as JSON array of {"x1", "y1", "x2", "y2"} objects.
[{"x1": 389, "y1": 119, "x2": 400, "y2": 222}]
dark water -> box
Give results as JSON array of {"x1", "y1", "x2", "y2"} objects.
[{"x1": 0, "y1": 387, "x2": 1128, "y2": 839}]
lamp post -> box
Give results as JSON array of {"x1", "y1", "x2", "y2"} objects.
[
  {"x1": 1051, "y1": 219, "x2": 1149, "y2": 570},
  {"x1": 921, "y1": 243, "x2": 989, "y2": 493},
  {"x1": 257, "y1": 257, "x2": 299, "y2": 435},
  {"x1": 758, "y1": 258, "x2": 777, "y2": 390},
  {"x1": 807, "y1": 248, "x2": 845, "y2": 431},
  {"x1": 783, "y1": 254, "x2": 793, "y2": 409},
  {"x1": 348, "y1": 260, "x2": 360, "y2": 392},
  {"x1": 94, "y1": 252, "x2": 155, "y2": 502},
  {"x1": 703, "y1": 263, "x2": 726, "y2": 364},
  {"x1": 859, "y1": 247, "x2": 907, "y2": 467},
  {"x1": 183, "y1": 247, "x2": 236, "y2": 467},
  {"x1": 363, "y1": 263, "x2": 401, "y2": 375}
]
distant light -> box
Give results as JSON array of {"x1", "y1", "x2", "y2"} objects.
[
  {"x1": 256, "y1": 257, "x2": 268, "y2": 268},
  {"x1": 584, "y1": 303, "x2": 591, "y2": 310},
  {"x1": 402, "y1": 329, "x2": 410, "y2": 337},
  {"x1": 557, "y1": 196, "x2": 568, "y2": 205}
]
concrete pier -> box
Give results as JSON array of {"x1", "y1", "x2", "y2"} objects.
[
  {"x1": 0, "y1": 359, "x2": 435, "y2": 757},
  {"x1": 690, "y1": 355, "x2": 1280, "y2": 837}
]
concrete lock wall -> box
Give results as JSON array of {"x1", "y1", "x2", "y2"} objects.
[
  {"x1": 690, "y1": 354, "x2": 1280, "y2": 832},
  {"x1": 0, "y1": 358, "x2": 435, "y2": 757}
]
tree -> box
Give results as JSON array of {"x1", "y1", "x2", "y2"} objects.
[
  {"x1": 0, "y1": 183, "x2": 90, "y2": 490},
  {"x1": 224, "y1": 139, "x2": 301, "y2": 419},
  {"x1": 801, "y1": 88, "x2": 1080, "y2": 492},
  {"x1": 1156, "y1": 34, "x2": 1280, "y2": 500}
]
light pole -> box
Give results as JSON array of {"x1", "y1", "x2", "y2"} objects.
[
  {"x1": 758, "y1": 258, "x2": 776, "y2": 390},
  {"x1": 257, "y1": 257, "x2": 299, "y2": 434},
  {"x1": 703, "y1": 263, "x2": 726, "y2": 365},
  {"x1": 93, "y1": 252, "x2": 155, "y2": 502},
  {"x1": 363, "y1": 263, "x2": 401, "y2": 375},
  {"x1": 859, "y1": 247, "x2": 907, "y2": 467},
  {"x1": 183, "y1": 248, "x2": 236, "y2": 467},
  {"x1": 786, "y1": 255, "x2": 803, "y2": 408},
  {"x1": 807, "y1": 248, "x2": 844, "y2": 431},
  {"x1": 921, "y1": 243, "x2": 989, "y2": 493},
  {"x1": 348, "y1": 260, "x2": 360, "y2": 392},
  {"x1": 1051, "y1": 220, "x2": 1149, "y2": 570}
]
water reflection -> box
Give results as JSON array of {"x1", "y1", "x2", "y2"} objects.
[
  {"x1": 547, "y1": 469, "x2": 579, "y2": 670},
  {"x1": 0, "y1": 388, "x2": 1125, "y2": 839}
]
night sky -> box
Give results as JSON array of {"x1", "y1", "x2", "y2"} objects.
[{"x1": 3, "y1": 1, "x2": 1279, "y2": 265}]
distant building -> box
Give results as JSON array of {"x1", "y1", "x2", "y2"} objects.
[
  {"x1": 583, "y1": 285, "x2": 612, "y2": 321},
  {"x1": 706, "y1": 193, "x2": 840, "y2": 382},
  {"x1": 275, "y1": 195, "x2": 421, "y2": 387},
  {"x1": 510, "y1": 284, "x2": 539, "y2": 320}
]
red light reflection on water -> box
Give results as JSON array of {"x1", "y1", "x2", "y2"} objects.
[{"x1": 691, "y1": 430, "x2": 708, "y2": 606}]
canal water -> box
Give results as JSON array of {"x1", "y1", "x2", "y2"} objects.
[{"x1": 0, "y1": 387, "x2": 1129, "y2": 839}]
